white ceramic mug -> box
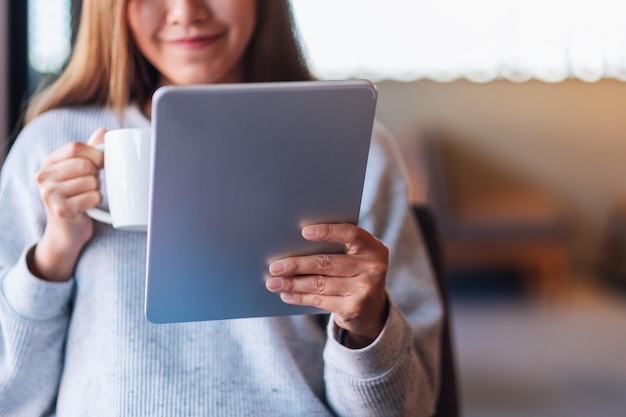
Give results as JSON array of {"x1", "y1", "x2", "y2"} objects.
[{"x1": 86, "y1": 128, "x2": 152, "y2": 232}]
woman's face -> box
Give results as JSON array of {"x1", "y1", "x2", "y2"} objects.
[{"x1": 127, "y1": 0, "x2": 256, "y2": 86}]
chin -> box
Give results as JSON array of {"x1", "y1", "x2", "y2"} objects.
[
  {"x1": 174, "y1": 76, "x2": 229, "y2": 86},
  {"x1": 161, "y1": 65, "x2": 242, "y2": 86}
]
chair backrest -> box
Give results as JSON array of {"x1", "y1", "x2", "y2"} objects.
[{"x1": 412, "y1": 204, "x2": 460, "y2": 417}]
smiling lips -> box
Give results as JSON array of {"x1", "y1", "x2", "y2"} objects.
[{"x1": 169, "y1": 33, "x2": 224, "y2": 50}]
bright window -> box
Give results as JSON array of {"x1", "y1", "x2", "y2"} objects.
[
  {"x1": 291, "y1": 0, "x2": 626, "y2": 82},
  {"x1": 28, "y1": 0, "x2": 72, "y2": 74},
  {"x1": 25, "y1": 0, "x2": 626, "y2": 82}
]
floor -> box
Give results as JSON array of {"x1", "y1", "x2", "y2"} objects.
[{"x1": 450, "y1": 275, "x2": 626, "y2": 417}]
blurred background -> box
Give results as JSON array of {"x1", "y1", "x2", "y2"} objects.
[{"x1": 3, "y1": 1, "x2": 626, "y2": 416}]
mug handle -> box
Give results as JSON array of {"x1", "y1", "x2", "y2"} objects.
[
  {"x1": 86, "y1": 207, "x2": 113, "y2": 224},
  {"x1": 85, "y1": 143, "x2": 113, "y2": 225}
]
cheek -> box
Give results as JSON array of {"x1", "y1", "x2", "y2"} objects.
[
  {"x1": 245, "y1": 1, "x2": 257, "y2": 35},
  {"x1": 236, "y1": 14, "x2": 256, "y2": 55},
  {"x1": 224, "y1": 0, "x2": 257, "y2": 38},
  {"x1": 127, "y1": 1, "x2": 163, "y2": 51}
]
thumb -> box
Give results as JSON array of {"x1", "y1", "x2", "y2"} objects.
[{"x1": 87, "y1": 127, "x2": 107, "y2": 146}]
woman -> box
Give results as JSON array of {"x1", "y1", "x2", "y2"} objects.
[{"x1": 0, "y1": 1, "x2": 442, "y2": 416}]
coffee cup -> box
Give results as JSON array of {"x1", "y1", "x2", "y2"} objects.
[{"x1": 86, "y1": 128, "x2": 152, "y2": 232}]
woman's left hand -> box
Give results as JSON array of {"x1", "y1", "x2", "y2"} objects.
[{"x1": 266, "y1": 223, "x2": 389, "y2": 349}]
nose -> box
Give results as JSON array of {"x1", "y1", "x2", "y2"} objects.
[{"x1": 167, "y1": 0, "x2": 212, "y2": 25}]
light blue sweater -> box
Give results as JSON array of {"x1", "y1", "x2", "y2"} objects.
[{"x1": 0, "y1": 105, "x2": 442, "y2": 416}]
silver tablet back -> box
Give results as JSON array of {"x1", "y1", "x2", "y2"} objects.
[{"x1": 145, "y1": 80, "x2": 377, "y2": 323}]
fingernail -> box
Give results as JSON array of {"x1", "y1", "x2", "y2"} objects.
[
  {"x1": 269, "y1": 261, "x2": 285, "y2": 274},
  {"x1": 302, "y1": 225, "x2": 317, "y2": 238},
  {"x1": 281, "y1": 293, "x2": 294, "y2": 301},
  {"x1": 266, "y1": 278, "x2": 282, "y2": 291}
]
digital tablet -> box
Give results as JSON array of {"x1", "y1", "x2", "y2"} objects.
[{"x1": 145, "y1": 80, "x2": 377, "y2": 323}]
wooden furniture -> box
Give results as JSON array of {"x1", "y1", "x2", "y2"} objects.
[{"x1": 421, "y1": 130, "x2": 570, "y2": 298}]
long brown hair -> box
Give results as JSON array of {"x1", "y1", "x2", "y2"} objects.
[{"x1": 24, "y1": 0, "x2": 313, "y2": 124}]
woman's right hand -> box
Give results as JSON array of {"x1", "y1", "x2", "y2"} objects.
[{"x1": 28, "y1": 129, "x2": 106, "y2": 281}]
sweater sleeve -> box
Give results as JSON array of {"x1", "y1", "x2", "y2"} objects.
[
  {"x1": 0, "y1": 123, "x2": 75, "y2": 416},
  {"x1": 323, "y1": 123, "x2": 443, "y2": 417}
]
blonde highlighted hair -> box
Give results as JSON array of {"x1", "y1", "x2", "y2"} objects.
[{"x1": 24, "y1": 0, "x2": 312, "y2": 124}]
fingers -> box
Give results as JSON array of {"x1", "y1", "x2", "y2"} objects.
[
  {"x1": 265, "y1": 274, "x2": 385, "y2": 328},
  {"x1": 87, "y1": 128, "x2": 107, "y2": 146},
  {"x1": 278, "y1": 292, "x2": 346, "y2": 313},
  {"x1": 40, "y1": 174, "x2": 100, "y2": 199},
  {"x1": 36, "y1": 129, "x2": 107, "y2": 222},
  {"x1": 269, "y1": 254, "x2": 360, "y2": 278},
  {"x1": 37, "y1": 156, "x2": 99, "y2": 183},
  {"x1": 37, "y1": 128, "x2": 107, "y2": 188},
  {"x1": 265, "y1": 274, "x2": 375, "y2": 315},
  {"x1": 265, "y1": 275, "x2": 356, "y2": 297},
  {"x1": 49, "y1": 190, "x2": 103, "y2": 219},
  {"x1": 269, "y1": 224, "x2": 388, "y2": 278},
  {"x1": 39, "y1": 173, "x2": 101, "y2": 212},
  {"x1": 302, "y1": 223, "x2": 380, "y2": 254},
  {"x1": 266, "y1": 223, "x2": 390, "y2": 343},
  {"x1": 265, "y1": 226, "x2": 390, "y2": 346},
  {"x1": 45, "y1": 131, "x2": 105, "y2": 169}
]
